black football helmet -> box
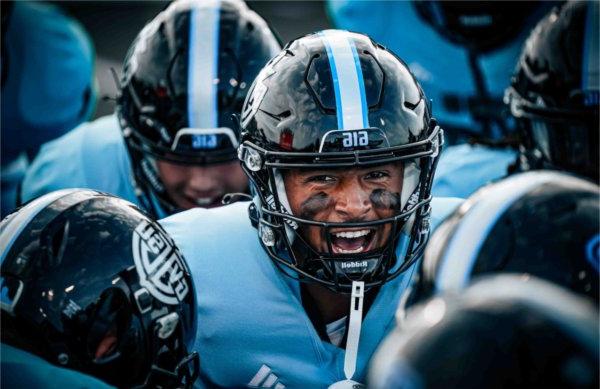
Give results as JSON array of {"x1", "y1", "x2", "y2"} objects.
[
  {"x1": 412, "y1": 1, "x2": 550, "y2": 144},
  {"x1": 505, "y1": 1, "x2": 599, "y2": 182},
  {"x1": 238, "y1": 30, "x2": 442, "y2": 292},
  {"x1": 370, "y1": 275, "x2": 599, "y2": 389},
  {"x1": 413, "y1": 1, "x2": 544, "y2": 53},
  {"x1": 0, "y1": 189, "x2": 198, "y2": 388},
  {"x1": 118, "y1": 0, "x2": 281, "y2": 216},
  {"x1": 401, "y1": 171, "x2": 599, "y2": 313}
]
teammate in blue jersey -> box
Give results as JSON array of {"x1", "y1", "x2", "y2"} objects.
[
  {"x1": 327, "y1": 1, "x2": 551, "y2": 198},
  {"x1": 1, "y1": 1, "x2": 96, "y2": 217},
  {"x1": 161, "y1": 30, "x2": 462, "y2": 387},
  {"x1": 1, "y1": 190, "x2": 198, "y2": 388},
  {"x1": 21, "y1": 0, "x2": 281, "y2": 219}
]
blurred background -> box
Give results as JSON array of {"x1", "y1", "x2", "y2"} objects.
[{"x1": 51, "y1": 1, "x2": 331, "y2": 118}]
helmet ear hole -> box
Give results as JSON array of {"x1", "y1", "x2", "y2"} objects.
[{"x1": 86, "y1": 288, "x2": 132, "y2": 361}]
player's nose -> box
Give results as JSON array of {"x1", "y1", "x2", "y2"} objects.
[
  {"x1": 186, "y1": 166, "x2": 222, "y2": 195},
  {"x1": 333, "y1": 180, "x2": 372, "y2": 220}
]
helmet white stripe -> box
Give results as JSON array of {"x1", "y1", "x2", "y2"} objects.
[
  {"x1": 0, "y1": 189, "x2": 81, "y2": 264},
  {"x1": 582, "y1": 0, "x2": 599, "y2": 103},
  {"x1": 188, "y1": 0, "x2": 221, "y2": 128},
  {"x1": 320, "y1": 30, "x2": 369, "y2": 130},
  {"x1": 435, "y1": 172, "x2": 594, "y2": 292}
]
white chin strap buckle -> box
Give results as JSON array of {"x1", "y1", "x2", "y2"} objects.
[{"x1": 328, "y1": 281, "x2": 366, "y2": 389}]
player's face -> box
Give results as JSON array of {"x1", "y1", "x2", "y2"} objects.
[
  {"x1": 284, "y1": 162, "x2": 404, "y2": 255},
  {"x1": 156, "y1": 160, "x2": 247, "y2": 209}
]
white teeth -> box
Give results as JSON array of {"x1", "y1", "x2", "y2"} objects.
[
  {"x1": 337, "y1": 247, "x2": 365, "y2": 254},
  {"x1": 195, "y1": 198, "x2": 214, "y2": 206},
  {"x1": 333, "y1": 229, "x2": 370, "y2": 239}
]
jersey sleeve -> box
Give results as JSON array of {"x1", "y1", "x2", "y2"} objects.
[{"x1": 1, "y1": 344, "x2": 114, "y2": 389}]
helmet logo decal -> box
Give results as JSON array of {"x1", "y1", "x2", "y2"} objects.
[
  {"x1": 188, "y1": 0, "x2": 221, "y2": 128},
  {"x1": 171, "y1": 127, "x2": 239, "y2": 151},
  {"x1": 319, "y1": 127, "x2": 390, "y2": 152},
  {"x1": 342, "y1": 130, "x2": 369, "y2": 147},
  {"x1": 132, "y1": 220, "x2": 190, "y2": 305},
  {"x1": 241, "y1": 51, "x2": 284, "y2": 129},
  {"x1": 586, "y1": 234, "x2": 599, "y2": 272},
  {"x1": 320, "y1": 30, "x2": 369, "y2": 131}
]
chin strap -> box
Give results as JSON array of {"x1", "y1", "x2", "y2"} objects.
[{"x1": 328, "y1": 280, "x2": 366, "y2": 389}]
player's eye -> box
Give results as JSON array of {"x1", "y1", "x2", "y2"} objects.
[
  {"x1": 306, "y1": 175, "x2": 337, "y2": 184},
  {"x1": 364, "y1": 170, "x2": 390, "y2": 180}
]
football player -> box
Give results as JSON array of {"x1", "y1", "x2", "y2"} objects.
[
  {"x1": 1, "y1": 189, "x2": 198, "y2": 388},
  {"x1": 160, "y1": 30, "x2": 463, "y2": 386},
  {"x1": 21, "y1": 0, "x2": 281, "y2": 218},
  {"x1": 370, "y1": 275, "x2": 599, "y2": 388},
  {"x1": 399, "y1": 170, "x2": 599, "y2": 317},
  {"x1": 505, "y1": 0, "x2": 599, "y2": 183},
  {"x1": 1, "y1": 1, "x2": 96, "y2": 217},
  {"x1": 327, "y1": 1, "x2": 552, "y2": 198}
]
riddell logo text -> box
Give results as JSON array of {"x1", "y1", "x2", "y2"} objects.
[{"x1": 341, "y1": 261, "x2": 368, "y2": 269}]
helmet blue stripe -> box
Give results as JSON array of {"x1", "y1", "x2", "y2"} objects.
[
  {"x1": 435, "y1": 172, "x2": 592, "y2": 292},
  {"x1": 349, "y1": 37, "x2": 369, "y2": 129},
  {"x1": 320, "y1": 30, "x2": 369, "y2": 130},
  {"x1": 582, "y1": 1, "x2": 599, "y2": 106},
  {"x1": 0, "y1": 189, "x2": 81, "y2": 264},
  {"x1": 188, "y1": 0, "x2": 221, "y2": 128}
]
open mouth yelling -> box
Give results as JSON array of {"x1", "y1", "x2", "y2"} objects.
[{"x1": 329, "y1": 228, "x2": 377, "y2": 254}]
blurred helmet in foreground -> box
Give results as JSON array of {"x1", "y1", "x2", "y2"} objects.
[
  {"x1": 0, "y1": 189, "x2": 198, "y2": 387},
  {"x1": 370, "y1": 275, "x2": 599, "y2": 389},
  {"x1": 401, "y1": 171, "x2": 599, "y2": 313}
]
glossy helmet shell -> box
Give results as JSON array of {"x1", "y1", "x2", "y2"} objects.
[
  {"x1": 238, "y1": 29, "x2": 442, "y2": 292},
  {"x1": 505, "y1": 1, "x2": 599, "y2": 182},
  {"x1": 370, "y1": 275, "x2": 599, "y2": 389},
  {"x1": 0, "y1": 189, "x2": 198, "y2": 387},
  {"x1": 118, "y1": 0, "x2": 281, "y2": 215},
  {"x1": 402, "y1": 171, "x2": 599, "y2": 314}
]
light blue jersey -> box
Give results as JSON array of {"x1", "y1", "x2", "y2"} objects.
[
  {"x1": 160, "y1": 197, "x2": 462, "y2": 388},
  {"x1": 432, "y1": 144, "x2": 517, "y2": 198},
  {"x1": 1, "y1": 344, "x2": 113, "y2": 389},
  {"x1": 20, "y1": 115, "x2": 167, "y2": 218}
]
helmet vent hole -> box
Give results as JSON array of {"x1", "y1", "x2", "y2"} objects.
[
  {"x1": 404, "y1": 100, "x2": 420, "y2": 110},
  {"x1": 246, "y1": 22, "x2": 255, "y2": 31},
  {"x1": 278, "y1": 110, "x2": 291, "y2": 119},
  {"x1": 46, "y1": 221, "x2": 70, "y2": 268}
]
